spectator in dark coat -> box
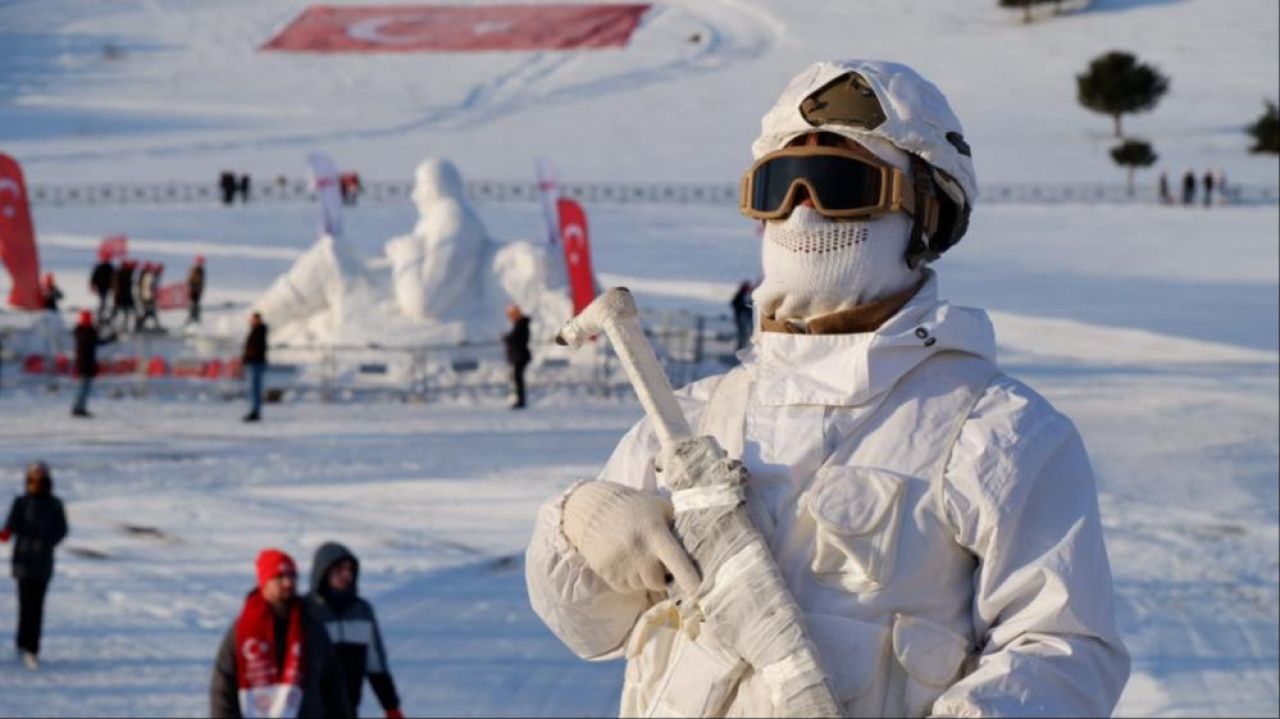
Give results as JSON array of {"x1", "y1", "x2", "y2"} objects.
[
  {"x1": 109, "y1": 260, "x2": 137, "y2": 331},
  {"x1": 306, "y1": 543, "x2": 403, "y2": 719},
  {"x1": 220, "y1": 171, "x2": 237, "y2": 206},
  {"x1": 1202, "y1": 168, "x2": 1215, "y2": 207},
  {"x1": 1, "y1": 461, "x2": 68, "y2": 671},
  {"x1": 90, "y1": 256, "x2": 115, "y2": 320},
  {"x1": 41, "y1": 273, "x2": 62, "y2": 313},
  {"x1": 210, "y1": 549, "x2": 351, "y2": 719},
  {"x1": 186, "y1": 255, "x2": 206, "y2": 325},
  {"x1": 238, "y1": 174, "x2": 252, "y2": 204},
  {"x1": 730, "y1": 280, "x2": 754, "y2": 350},
  {"x1": 502, "y1": 304, "x2": 531, "y2": 409},
  {"x1": 1181, "y1": 168, "x2": 1196, "y2": 205},
  {"x1": 72, "y1": 310, "x2": 115, "y2": 418},
  {"x1": 242, "y1": 312, "x2": 268, "y2": 422}
]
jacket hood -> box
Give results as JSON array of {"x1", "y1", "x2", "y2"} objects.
[
  {"x1": 744, "y1": 269, "x2": 995, "y2": 408},
  {"x1": 309, "y1": 541, "x2": 359, "y2": 595}
]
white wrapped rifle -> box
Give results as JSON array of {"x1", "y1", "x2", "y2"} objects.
[{"x1": 557, "y1": 287, "x2": 843, "y2": 718}]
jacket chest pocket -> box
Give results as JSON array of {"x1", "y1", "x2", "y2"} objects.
[{"x1": 803, "y1": 466, "x2": 909, "y2": 593}]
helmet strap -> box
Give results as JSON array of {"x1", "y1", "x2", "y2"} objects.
[{"x1": 905, "y1": 155, "x2": 938, "y2": 269}]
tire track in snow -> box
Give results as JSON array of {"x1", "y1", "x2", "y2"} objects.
[{"x1": 17, "y1": 1, "x2": 779, "y2": 165}]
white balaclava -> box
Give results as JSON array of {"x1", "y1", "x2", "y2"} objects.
[
  {"x1": 749, "y1": 60, "x2": 979, "y2": 324},
  {"x1": 753, "y1": 135, "x2": 920, "y2": 322}
]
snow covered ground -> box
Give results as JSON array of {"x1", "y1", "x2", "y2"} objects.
[
  {"x1": 0, "y1": 0, "x2": 1277, "y2": 716},
  {"x1": 0, "y1": 198, "x2": 1276, "y2": 717}
]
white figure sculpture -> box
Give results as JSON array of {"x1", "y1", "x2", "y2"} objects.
[
  {"x1": 248, "y1": 155, "x2": 573, "y2": 350},
  {"x1": 386, "y1": 157, "x2": 573, "y2": 344}
]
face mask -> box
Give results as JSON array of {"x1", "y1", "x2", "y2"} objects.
[{"x1": 753, "y1": 206, "x2": 920, "y2": 322}]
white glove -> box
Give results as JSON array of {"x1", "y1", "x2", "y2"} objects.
[{"x1": 562, "y1": 481, "x2": 701, "y2": 596}]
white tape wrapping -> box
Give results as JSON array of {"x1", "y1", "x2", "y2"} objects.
[
  {"x1": 671, "y1": 484, "x2": 744, "y2": 514},
  {"x1": 702, "y1": 541, "x2": 771, "y2": 608},
  {"x1": 761, "y1": 652, "x2": 823, "y2": 687}
]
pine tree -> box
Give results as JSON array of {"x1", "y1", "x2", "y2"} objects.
[
  {"x1": 1246, "y1": 100, "x2": 1279, "y2": 154},
  {"x1": 1110, "y1": 139, "x2": 1158, "y2": 196},
  {"x1": 1077, "y1": 51, "x2": 1170, "y2": 138}
]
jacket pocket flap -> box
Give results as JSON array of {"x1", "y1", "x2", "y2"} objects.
[
  {"x1": 892, "y1": 614, "x2": 969, "y2": 687},
  {"x1": 808, "y1": 613, "x2": 891, "y2": 701},
  {"x1": 807, "y1": 467, "x2": 906, "y2": 536}
]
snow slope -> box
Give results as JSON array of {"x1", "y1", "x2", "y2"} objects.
[
  {"x1": 0, "y1": 0, "x2": 1277, "y2": 717},
  {"x1": 1, "y1": 0, "x2": 1277, "y2": 186}
]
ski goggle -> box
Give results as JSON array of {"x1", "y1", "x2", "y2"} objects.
[{"x1": 739, "y1": 146, "x2": 925, "y2": 223}]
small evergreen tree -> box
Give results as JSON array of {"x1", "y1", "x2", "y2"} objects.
[
  {"x1": 1077, "y1": 51, "x2": 1170, "y2": 138},
  {"x1": 1246, "y1": 100, "x2": 1279, "y2": 154},
  {"x1": 1110, "y1": 139, "x2": 1157, "y2": 196}
]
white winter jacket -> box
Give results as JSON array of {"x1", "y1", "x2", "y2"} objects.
[{"x1": 526, "y1": 272, "x2": 1129, "y2": 717}]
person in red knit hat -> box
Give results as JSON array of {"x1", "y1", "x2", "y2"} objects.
[{"x1": 211, "y1": 548, "x2": 351, "y2": 718}]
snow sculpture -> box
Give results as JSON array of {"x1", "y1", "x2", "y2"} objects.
[
  {"x1": 248, "y1": 155, "x2": 571, "y2": 350},
  {"x1": 386, "y1": 158, "x2": 572, "y2": 342}
]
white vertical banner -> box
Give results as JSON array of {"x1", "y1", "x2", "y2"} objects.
[
  {"x1": 307, "y1": 151, "x2": 343, "y2": 238},
  {"x1": 535, "y1": 156, "x2": 560, "y2": 246},
  {"x1": 535, "y1": 156, "x2": 568, "y2": 290}
]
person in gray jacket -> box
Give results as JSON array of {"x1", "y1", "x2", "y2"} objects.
[
  {"x1": 306, "y1": 542, "x2": 403, "y2": 719},
  {"x1": 210, "y1": 548, "x2": 351, "y2": 719}
]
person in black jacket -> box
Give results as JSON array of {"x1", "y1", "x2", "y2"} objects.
[
  {"x1": 109, "y1": 259, "x2": 137, "y2": 332},
  {"x1": 242, "y1": 312, "x2": 268, "y2": 422},
  {"x1": 90, "y1": 255, "x2": 115, "y2": 321},
  {"x1": 502, "y1": 303, "x2": 532, "y2": 409},
  {"x1": 210, "y1": 549, "x2": 351, "y2": 718},
  {"x1": 730, "y1": 280, "x2": 754, "y2": 350},
  {"x1": 186, "y1": 255, "x2": 206, "y2": 325},
  {"x1": 306, "y1": 543, "x2": 403, "y2": 719},
  {"x1": 72, "y1": 310, "x2": 115, "y2": 418},
  {"x1": 41, "y1": 273, "x2": 63, "y2": 313},
  {"x1": 1, "y1": 461, "x2": 68, "y2": 671}
]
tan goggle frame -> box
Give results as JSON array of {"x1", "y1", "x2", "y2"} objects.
[{"x1": 739, "y1": 146, "x2": 937, "y2": 235}]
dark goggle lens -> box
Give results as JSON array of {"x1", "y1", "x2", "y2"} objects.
[{"x1": 750, "y1": 154, "x2": 884, "y2": 213}]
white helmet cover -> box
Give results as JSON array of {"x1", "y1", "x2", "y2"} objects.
[{"x1": 752, "y1": 60, "x2": 977, "y2": 218}]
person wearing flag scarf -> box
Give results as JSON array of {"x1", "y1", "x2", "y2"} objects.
[{"x1": 211, "y1": 548, "x2": 351, "y2": 718}]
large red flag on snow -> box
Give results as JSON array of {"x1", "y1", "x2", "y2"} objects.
[
  {"x1": 557, "y1": 197, "x2": 596, "y2": 315},
  {"x1": 0, "y1": 154, "x2": 42, "y2": 309}
]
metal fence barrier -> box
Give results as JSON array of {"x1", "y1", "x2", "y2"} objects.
[
  {"x1": 0, "y1": 310, "x2": 745, "y2": 407},
  {"x1": 27, "y1": 178, "x2": 1278, "y2": 208}
]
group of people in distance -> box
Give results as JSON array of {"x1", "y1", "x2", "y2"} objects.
[
  {"x1": 1160, "y1": 167, "x2": 1230, "y2": 206},
  {"x1": 1, "y1": 461, "x2": 403, "y2": 717},
  {"x1": 87, "y1": 253, "x2": 206, "y2": 333}
]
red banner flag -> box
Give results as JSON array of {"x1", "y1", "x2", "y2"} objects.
[
  {"x1": 99, "y1": 234, "x2": 128, "y2": 261},
  {"x1": 557, "y1": 197, "x2": 596, "y2": 315},
  {"x1": 0, "y1": 154, "x2": 42, "y2": 309},
  {"x1": 263, "y1": 4, "x2": 649, "y2": 53},
  {"x1": 156, "y1": 282, "x2": 190, "y2": 310}
]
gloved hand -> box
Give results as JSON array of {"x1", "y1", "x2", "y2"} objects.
[
  {"x1": 562, "y1": 481, "x2": 701, "y2": 596},
  {"x1": 385, "y1": 708, "x2": 405, "y2": 719},
  {"x1": 0, "y1": 528, "x2": 10, "y2": 543}
]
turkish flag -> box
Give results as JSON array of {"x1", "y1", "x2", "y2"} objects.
[
  {"x1": 557, "y1": 197, "x2": 596, "y2": 315},
  {"x1": 0, "y1": 154, "x2": 42, "y2": 309}
]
